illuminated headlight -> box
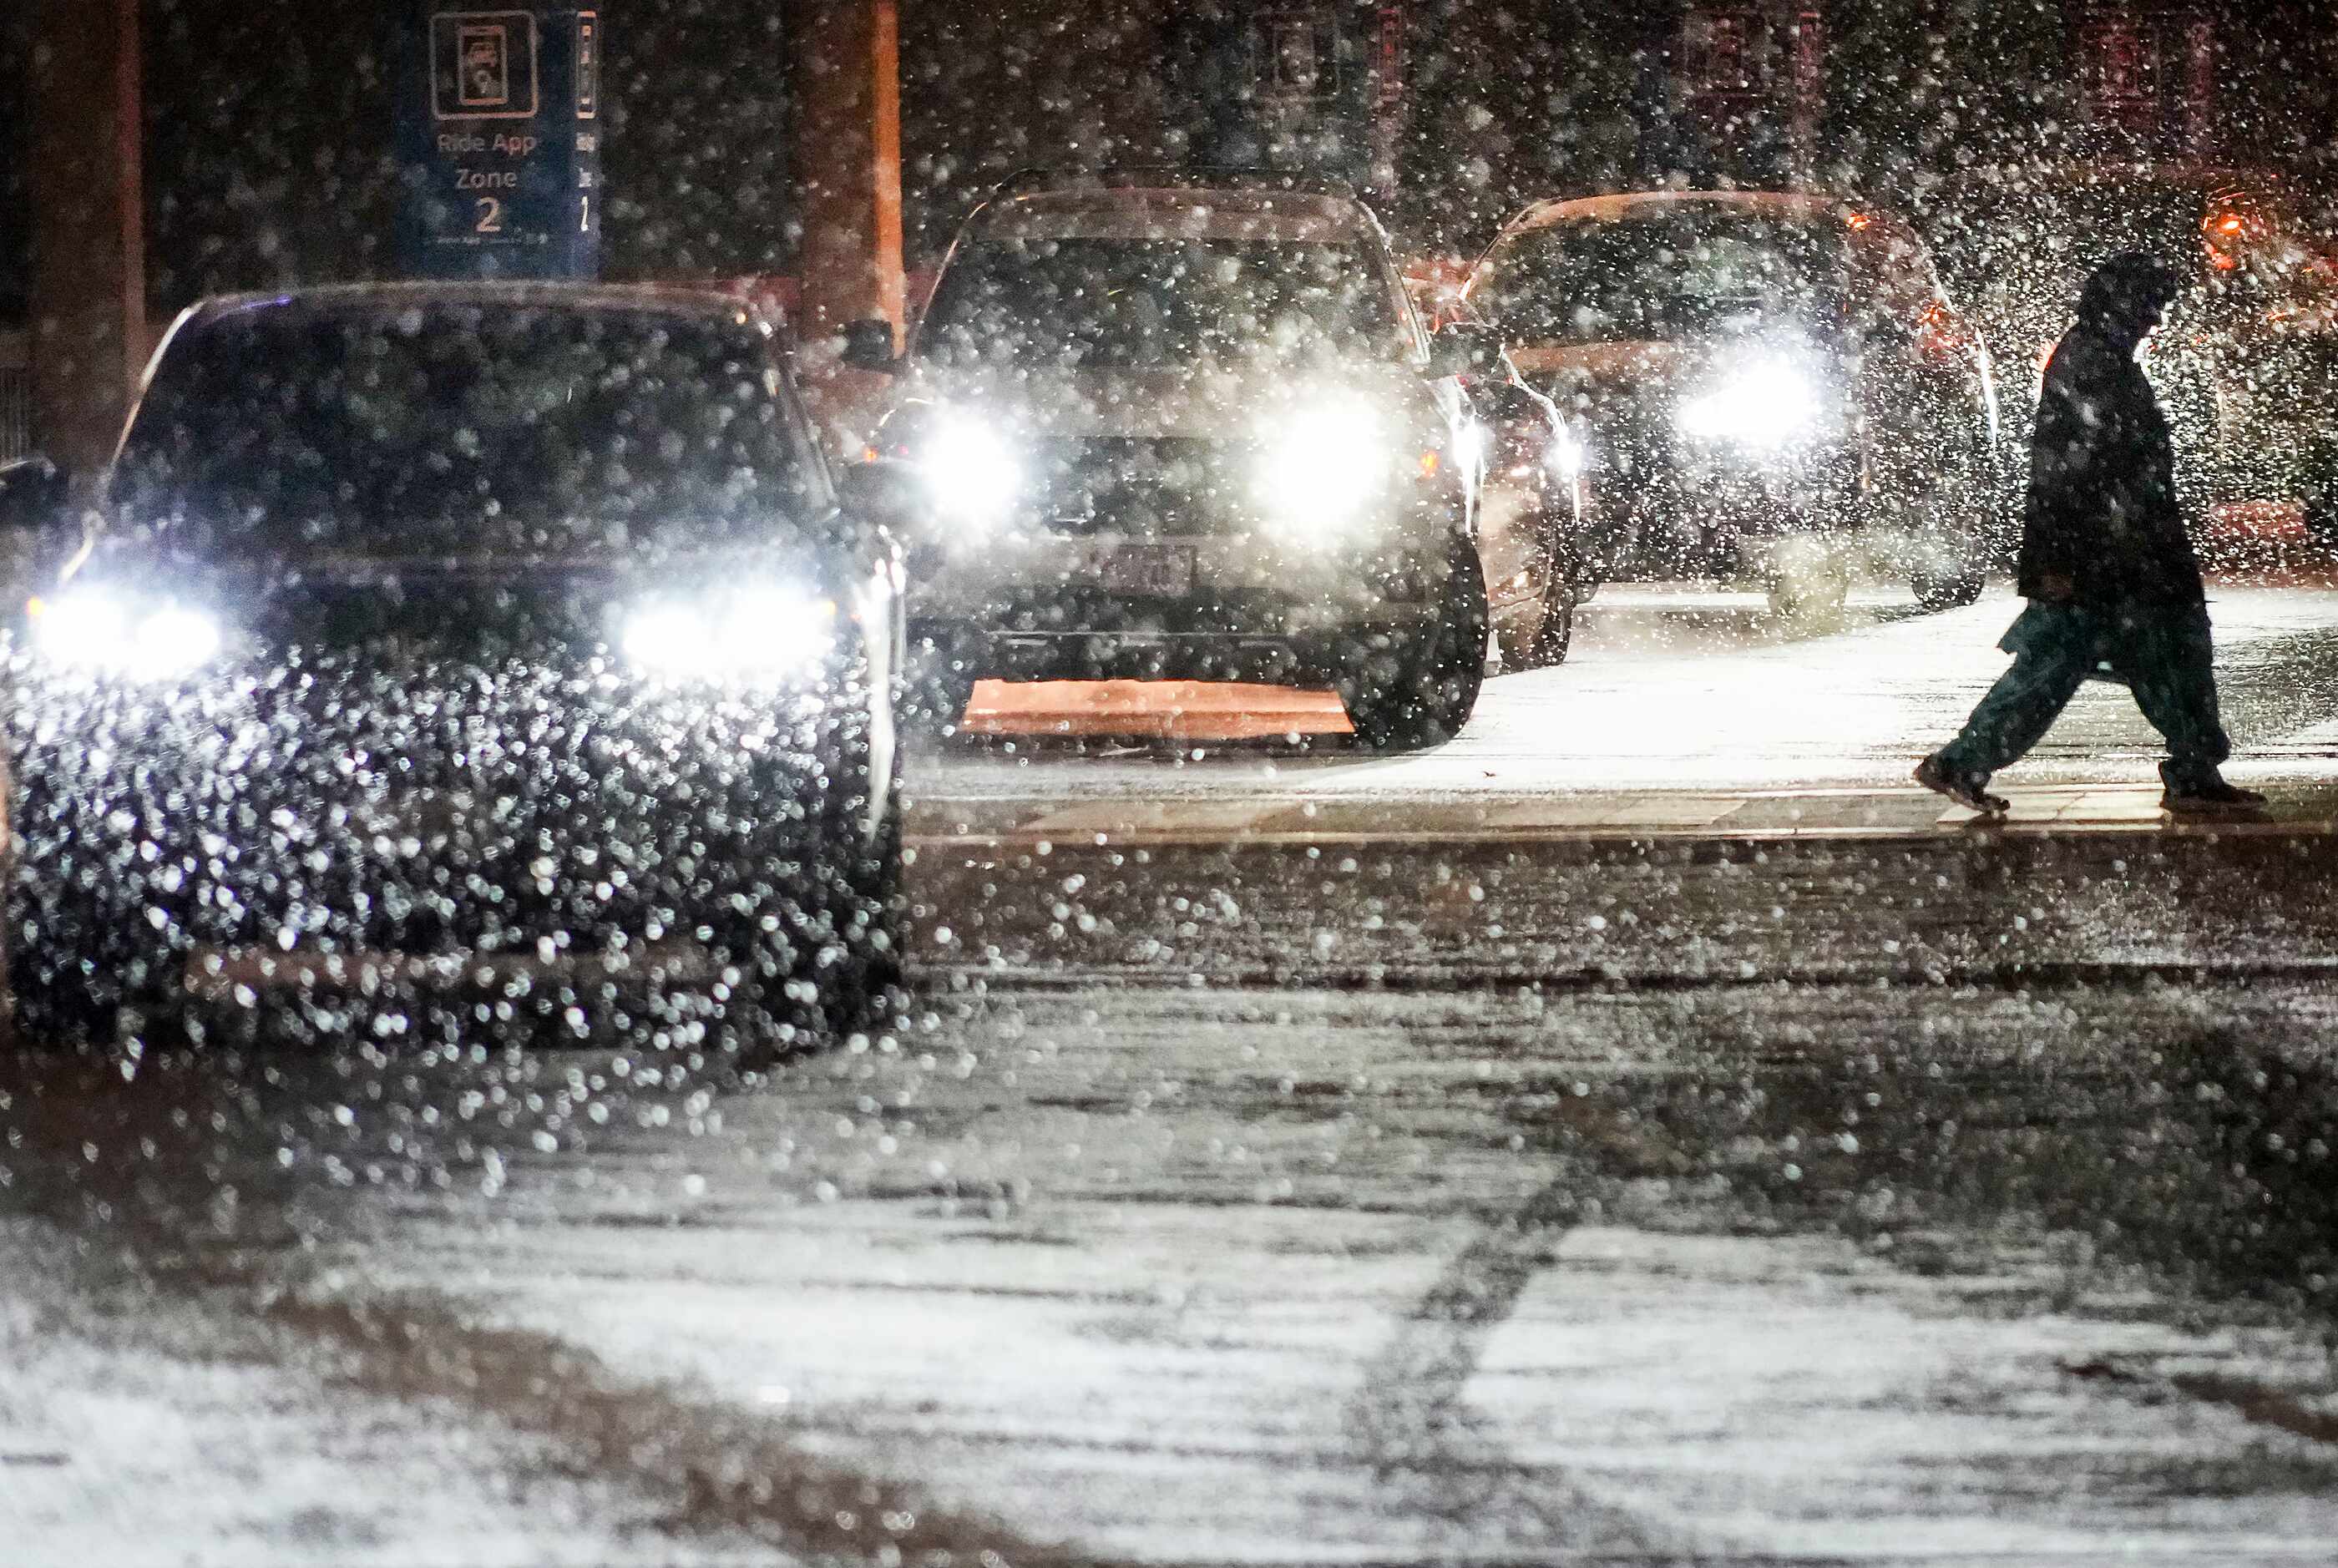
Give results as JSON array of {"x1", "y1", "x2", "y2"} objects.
[
  {"x1": 28, "y1": 591, "x2": 223, "y2": 680},
  {"x1": 1547, "y1": 422, "x2": 1587, "y2": 478},
  {"x1": 1252, "y1": 397, "x2": 1393, "y2": 538},
  {"x1": 1677, "y1": 361, "x2": 1819, "y2": 446},
  {"x1": 916, "y1": 413, "x2": 1023, "y2": 530},
  {"x1": 623, "y1": 586, "x2": 838, "y2": 683}
]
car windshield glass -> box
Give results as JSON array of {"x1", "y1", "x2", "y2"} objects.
[
  {"x1": 915, "y1": 237, "x2": 1406, "y2": 368},
  {"x1": 1471, "y1": 208, "x2": 1847, "y2": 343},
  {"x1": 109, "y1": 302, "x2": 826, "y2": 560}
]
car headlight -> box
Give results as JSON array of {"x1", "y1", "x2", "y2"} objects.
[
  {"x1": 622, "y1": 585, "x2": 838, "y2": 683},
  {"x1": 28, "y1": 590, "x2": 223, "y2": 680},
  {"x1": 916, "y1": 412, "x2": 1023, "y2": 531},
  {"x1": 1677, "y1": 360, "x2": 1820, "y2": 446},
  {"x1": 1252, "y1": 397, "x2": 1395, "y2": 538},
  {"x1": 1547, "y1": 422, "x2": 1587, "y2": 478}
]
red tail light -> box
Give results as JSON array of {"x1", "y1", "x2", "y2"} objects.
[{"x1": 1914, "y1": 299, "x2": 1963, "y2": 362}]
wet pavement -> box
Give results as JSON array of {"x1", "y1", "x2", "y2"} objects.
[{"x1": 7, "y1": 575, "x2": 2338, "y2": 1563}]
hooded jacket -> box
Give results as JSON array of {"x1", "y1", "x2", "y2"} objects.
[{"x1": 2016, "y1": 257, "x2": 2205, "y2": 608}]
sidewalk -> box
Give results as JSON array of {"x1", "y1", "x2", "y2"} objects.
[{"x1": 907, "y1": 781, "x2": 2338, "y2": 849}]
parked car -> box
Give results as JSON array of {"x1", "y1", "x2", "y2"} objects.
[
  {"x1": 1461, "y1": 190, "x2": 2005, "y2": 615},
  {"x1": 1923, "y1": 163, "x2": 2338, "y2": 537},
  {"x1": 1456, "y1": 338, "x2": 1598, "y2": 668},
  {"x1": 0, "y1": 283, "x2": 903, "y2": 1052},
  {"x1": 843, "y1": 169, "x2": 1586, "y2": 751}
]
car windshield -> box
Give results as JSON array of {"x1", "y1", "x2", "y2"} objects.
[
  {"x1": 1470, "y1": 208, "x2": 1848, "y2": 343},
  {"x1": 916, "y1": 236, "x2": 1407, "y2": 368},
  {"x1": 109, "y1": 302, "x2": 826, "y2": 560}
]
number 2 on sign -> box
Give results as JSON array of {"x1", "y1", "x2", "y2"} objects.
[{"x1": 474, "y1": 196, "x2": 504, "y2": 234}]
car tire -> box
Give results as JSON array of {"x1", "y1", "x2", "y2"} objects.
[
  {"x1": 1910, "y1": 554, "x2": 1986, "y2": 610},
  {"x1": 1524, "y1": 590, "x2": 1576, "y2": 666},
  {"x1": 820, "y1": 751, "x2": 904, "y2": 1044},
  {"x1": 900, "y1": 635, "x2": 981, "y2": 736},
  {"x1": 1340, "y1": 539, "x2": 1489, "y2": 751},
  {"x1": 1, "y1": 781, "x2": 157, "y2": 1051},
  {"x1": 1764, "y1": 535, "x2": 1850, "y2": 625},
  {"x1": 1909, "y1": 458, "x2": 1991, "y2": 610}
]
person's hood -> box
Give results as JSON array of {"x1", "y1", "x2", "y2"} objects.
[{"x1": 2075, "y1": 250, "x2": 2182, "y2": 354}]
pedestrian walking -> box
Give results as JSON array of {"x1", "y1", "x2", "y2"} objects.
[{"x1": 1915, "y1": 251, "x2": 2266, "y2": 817}]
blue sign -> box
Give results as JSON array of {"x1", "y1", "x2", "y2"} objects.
[{"x1": 399, "y1": 7, "x2": 601, "y2": 279}]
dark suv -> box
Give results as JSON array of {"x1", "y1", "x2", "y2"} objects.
[{"x1": 847, "y1": 172, "x2": 1586, "y2": 750}]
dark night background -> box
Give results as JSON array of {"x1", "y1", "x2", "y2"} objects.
[{"x1": 4, "y1": 1, "x2": 2338, "y2": 321}]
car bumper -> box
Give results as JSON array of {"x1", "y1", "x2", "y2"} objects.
[
  {"x1": 904, "y1": 529, "x2": 1457, "y2": 684},
  {"x1": 6, "y1": 656, "x2": 883, "y2": 1024}
]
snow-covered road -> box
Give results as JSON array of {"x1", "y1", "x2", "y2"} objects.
[
  {"x1": 914, "y1": 579, "x2": 2338, "y2": 813},
  {"x1": 8, "y1": 575, "x2": 2338, "y2": 1564}
]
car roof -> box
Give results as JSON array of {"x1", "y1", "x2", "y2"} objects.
[
  {"x1": 966, "y1": 186, "x2": 1382, "y2": 245},
  {"x1": 175, "y1": 281, "x2": 775, "y2": 335},
  {"x1": 1501, "y1": 189, "x2": 1860, "y2": 235},
  {"x1": 1931, "y1": 162, "x2": 2280, "y2": 202}
]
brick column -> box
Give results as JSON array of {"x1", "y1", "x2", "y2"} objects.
[
  {"x1": 27, "y1": 0, "x2": 145, "y2": 473},
  {"x1": 792, "y1": 0, "x2": 904, "y2": 449}
]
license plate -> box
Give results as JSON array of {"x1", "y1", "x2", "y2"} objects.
[{"x1": 1072, "y1": 544, "x2": 1195, "y2": 598}]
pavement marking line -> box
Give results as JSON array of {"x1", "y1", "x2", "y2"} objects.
[{"x1": 1348, "y1": 1182, "x2": 1692, "y2": 1559}]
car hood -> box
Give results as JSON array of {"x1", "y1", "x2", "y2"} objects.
[
  {"x1": 1507, "y1": 338, "x2": 1849, "y2": 417},
  {"x1": 1508, "y1": 341, "x2": 1705, "y2": 409},
  {"x1": 895, "y1": 360, "x2": 1451, "y2": 445},
  {"x1": 60, "y1": 544, "x2": 847, "y2": 656}
]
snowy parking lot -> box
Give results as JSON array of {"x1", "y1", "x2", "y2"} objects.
[{"x1": 7, "y1": 577, "x2": 2338, "y2": 1563}]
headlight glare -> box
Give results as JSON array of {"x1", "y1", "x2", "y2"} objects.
[
  {"x1": 1546, "y1": 422, "x2": 1587, "y2": 478},
  {"x1": 1252, "y1": 398, "x2": 1390, "y2": 537},
  {"x1": 29, "y1": 591, "x2": 222, "y2": 680},
  {"x1": 623, "y1": 586, "x2": 836, "y2": 683},
  {"x1": 1678, "y1": 360, "x2": 1819, "y2": 446},
  {"x1": 918, "y1": 414, "x2": 1023, "y2": 529}
]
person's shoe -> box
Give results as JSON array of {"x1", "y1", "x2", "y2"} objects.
[
  {"x1": 2159, "y1": 775, "x2": 2269, "y2": 816},
  {"x1": 1915, "y1": 754, "x2": 2009, "y2": 816}
]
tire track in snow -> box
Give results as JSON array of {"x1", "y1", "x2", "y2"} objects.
[
  {"x1": 1349, "y1": 1181, "x2": 1696, "y2": 1560},
  {"x1": 0, "y1": 1055, "x2": 1101, "y2": 1568}
]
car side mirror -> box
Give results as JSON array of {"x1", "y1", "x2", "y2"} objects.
[
  {"x1": 0, "y1": 457, "x2": 70, "y2": 533},
  {"x1": 1862, "y1": 312, "x2": 1915, "y2": 347},
  {"x1": 1428, "y1": 321, "x2": 1504, "y2": 378},
  {"x1": 836, "y1": 457, "x2": 922, "y2": 529},
  {"x1": 841, "y1": 318, "x2": 900, "y2": 374}
]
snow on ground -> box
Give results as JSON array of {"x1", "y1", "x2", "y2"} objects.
[
  {"x1": 0, "y1": 1214, "x2": 786, "y2": 1567},
  {"x1": 256, "y1": 981, "x2": 2338, "y2": 1562},
  {"x1": 919, "y1": 582, "x2": 2338, "y2": 805}
]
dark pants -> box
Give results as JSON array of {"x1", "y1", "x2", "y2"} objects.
[{"x1": 1934, "y1": 599, "x2": 2231, "y2": 790}]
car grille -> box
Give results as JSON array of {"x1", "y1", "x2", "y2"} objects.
[
  {"x1": 1030, "y1": 437, "x2": 1246, "y2": 536},
  {"x1": 12, "y1": 650, "x2": 867, "y2": 969}
]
